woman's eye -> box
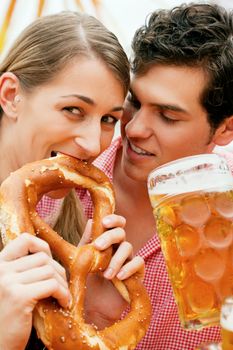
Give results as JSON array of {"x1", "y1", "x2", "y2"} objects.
[
  {"x1": 102, "y1": 115, "x2": 118, "y2": 125},
  {"x1": 63, "y1": 107, "x2": 83, "y2": 116}
]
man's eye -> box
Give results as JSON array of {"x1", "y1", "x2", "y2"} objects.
[
  {"x1": 159, "y1": 111, "x2": 177, "y2": 124},
  {"x1": 102, "y1": 115, "x2": 118, "y2": 124}
]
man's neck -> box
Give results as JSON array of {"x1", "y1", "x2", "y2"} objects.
[
  {"x1": 113, "y1": 149, "x2": 156, "y2": 252},
  {"x1": 113, "y1": 148, "x2": 149, "y2": 201}
]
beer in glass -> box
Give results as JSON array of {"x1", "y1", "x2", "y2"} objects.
[{"x1": 148, "y1": 154, "x2": 233, "y2": 329}]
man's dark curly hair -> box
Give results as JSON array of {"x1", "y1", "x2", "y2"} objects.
[{"x1": 131, "y1": 3, "x2": 233, "y2": 130}]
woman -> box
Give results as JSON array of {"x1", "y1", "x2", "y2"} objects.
[{"x1": 0, "y1": 11, "x2": 143, "y2": 350}]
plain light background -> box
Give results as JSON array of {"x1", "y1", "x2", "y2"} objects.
[{"x1": 0, "y1": 0, "x2": 233, "y2": 56}]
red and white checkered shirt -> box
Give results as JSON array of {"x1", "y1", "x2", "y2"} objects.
[{"x1": 38, "y1": 137, "x2": 233, "y2": 350}]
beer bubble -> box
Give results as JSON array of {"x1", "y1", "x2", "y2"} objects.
[
  {"x1": 175, "y1": 224, "x2": 200, "y2": 257},
  {"x1": 156, "y1": 205, "x2": 177, "y2": 227},
  {"x1": 169, "y1": 260, "x2": 188, "y2": 289},
  {"x1": 156, "y1": 217, "x2": 173, "y2": 240},
  {"x1": 194, "y1": 249, "x2": 225, "y2": 281},
  {"x1": 161, "y1": 237, "x2": 188, "y2": 288},
  {"x1": 204, "y1": 217, "x2": 233, "y2": 248},
  {"x1": 180, "y1": 195, "x2": 210, "y2": 227},
  {"x1": 218, "y1": 270, "x2": 233, "y2": 300},
  {"x1": 214, "y1": 191, "x2": 233, "y2": 218},
  {"x1": 187, "y1": 279, "x2": 215, "y2": 314}
]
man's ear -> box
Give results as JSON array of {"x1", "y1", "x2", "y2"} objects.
[
  {"x1": 0, "y1": 72, "x2": 21, "y2": 120},
  {"x1": 212, "y1": 116, "x2": 233, "y2": 146}
]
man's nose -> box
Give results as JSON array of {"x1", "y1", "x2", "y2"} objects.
[{"x1": 126, "y1": 109, "x2": 152, "y2": 138}]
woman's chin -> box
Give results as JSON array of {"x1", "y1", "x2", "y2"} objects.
[{"x1": 47, "y1": 188, "x2": 72, "y2": 199}]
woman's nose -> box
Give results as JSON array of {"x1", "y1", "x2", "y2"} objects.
[{"x1": 74, "y1": 124, "x2": 101, "y2": 158}]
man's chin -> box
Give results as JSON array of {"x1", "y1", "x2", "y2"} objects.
[{"x1": 46, "y1": 188, "x2": 72, "y2": 199}]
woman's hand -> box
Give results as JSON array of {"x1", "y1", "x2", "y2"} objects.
[
  {"x1": 80, "y1": 215, "x2": 145, "y2": 329},
  {"x1": 0, "y1": 233, "x2": 71, "y2": 350},
  {"x1": 80, "y1": 214, "x2": 145, "y2": 280}
]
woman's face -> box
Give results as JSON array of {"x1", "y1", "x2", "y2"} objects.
[{"x1": 10, "y1": 57, "x2": 125, "y2": 169}]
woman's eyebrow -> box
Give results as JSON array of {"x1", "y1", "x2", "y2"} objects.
[
  {"x1": 61, "y1": 94, "x2": 95, "y2": 105},
  {"x1": 60, "y1": 94, "x2": 124, "y2": 112}
]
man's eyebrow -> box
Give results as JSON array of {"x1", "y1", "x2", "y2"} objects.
[
  {"x1": 150, "y1": 103, "x2": 187, "y2": 113},
  {"x1": 129, "y1": 88, "x2": 187, "y2": 113},
  {"x1": 60, "y1": 94, "x2": 124, "y2": 112}
]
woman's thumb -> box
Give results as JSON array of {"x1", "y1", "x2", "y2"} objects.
[{"x1": 78, "y1": 219, "x2": 93, "y2": 246}]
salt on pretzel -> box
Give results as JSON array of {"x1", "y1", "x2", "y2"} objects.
[{"x1": 0, "y1": 153, "x2": 151, "y2": 350}]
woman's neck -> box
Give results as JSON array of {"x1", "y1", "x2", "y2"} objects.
[{"x1": 0, "y1": 139, "x2": 19, "y2": 183}]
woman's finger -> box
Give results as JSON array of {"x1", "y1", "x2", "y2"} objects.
[
  {"x1": 24, "y1": 279, "x2": 71, "y2": 309},
  {"x1": 103, "y1": 241, "x2": 133, "y2": 279},
  {"x1": 10, "y1": 251, "x2": 67, "y2": 281},
  {"x1": 78, "y1": 219, "x2": 93, "y2": 246},
  {"x1": 0, "y1": 233, "x2": 52, "y2": 262},
  {"x1": 116, "y1": 256, "x2": 145, "y2": 280},
  {"x1": 94, "y1": 227, "x2": 126, "y2": 250},
  {"x1": 102, "y1": 214, "x2": 126, "y2": 229},
  {"x1": 17, "y1": 264, "x2": 69, "y2": 290}
]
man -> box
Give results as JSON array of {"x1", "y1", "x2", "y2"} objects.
[{"x1": 80, "y1": 3, "x2": 233, "y2": 349}]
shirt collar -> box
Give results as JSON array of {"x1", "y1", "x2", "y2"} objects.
[
  {"x1": 93, "y1": 136, "x2": 122, "y2": 183},
  {"x1": 137, "y1": 232, "x2": 161, "y2": 260}
]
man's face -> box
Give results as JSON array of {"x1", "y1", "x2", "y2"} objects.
[{"x1": 120, "y1": 64, "x2": 217, "y2": 182}]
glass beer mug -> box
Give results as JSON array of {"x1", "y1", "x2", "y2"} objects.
[
  {"x1": 196, "y1": 297, "x2": 233, "y2": 349},
  {"x1": 220, "y1": 296, "x2": 233, "y2": 349},
  {"x1": 196, "y1": 344, "x2": 221, "y2": 350},
  {"x1": 147, "y1": 154, "x2": 233, "y2": 329}
]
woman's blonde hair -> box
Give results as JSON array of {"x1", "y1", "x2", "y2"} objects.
[{"x1": 0, "y1": 11, "x2": 130, "y2": 244}]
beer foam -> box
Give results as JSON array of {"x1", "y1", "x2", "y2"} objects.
[
  {"x1": 148, "y1": 154, "x2": 232, "y2": 197},
  {"x1": 220, "y1": 296, "x2": 233, "y2": 331}
]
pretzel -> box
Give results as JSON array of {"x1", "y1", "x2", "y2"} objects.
[{"x1": 0, "y1": 153, "x2": 151, "y2": 350}]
